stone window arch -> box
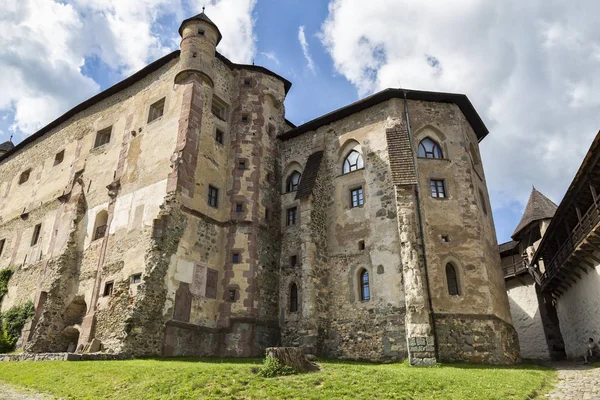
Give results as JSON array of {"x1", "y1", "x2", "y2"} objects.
[
  {"x1": 286, "y1": 171, "x2": 302, "y2": 193},
  {"x1": 359, "y1": 269, "x2": 370, "y2": 301},
  {"x1": 418, "y1": 137, "x2": 443, "y2": 159},
  {"x1": 289, "y1": 283, "x2": 298, "y2": 312},
  {"x1": 93, "y1": 210, "x2": 108, "y2": 241},
  {"x1": 446, "y1": 263, "x2": 460, "y2": 296},
  {"x1": 343, "y1": 150, "x2": 364, "y2": 174}
]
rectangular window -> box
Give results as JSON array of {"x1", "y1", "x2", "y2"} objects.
[
  {"x1": 54, "y1": 150, "x2": 65, "y2": 166},
  {"x1": 241, "y1": 113, "x2": 249, "y2": 123},
  {"x1": 215, "y1": 129, "x2": 224, "y2": 144},
  {"x1": 287, "y1": 207, "x2": 297, "y2": 226},
  {"x1": 0, "y1": 239, "x2": 5, "y2": 257},
  {"x1": 232, "y1": 253, "x2": 240, "y2": 263},
  {"x1": 198, "y1": 29, "x2": 205, "y2": 36},
  {"x1": 441, "y1": 235, "x2": 449, "y2": 243},
  {"x1": 94, "y1": 127, "x2": 112, "y2": 148},
  {"x1": 31, "y1": 224, "x2": 41, "y2": 246},
  {"x1": 147, "y1": 98, "x2": 165, "y2": 123},
  {"x1": 430, "y1": 179, "x2": 446, "y2": 198},
  {"x1": 93, "y1": 224, "x2": 107, "y2": 241},
  {"x1": 228, "y1": 289, "x2": 236, "y2": 302},
  {"x1": 131, "y1": 274, "x2": 142, "y2": 284},
  {"x1": 290, "y1": 255, "x2": 297, "y2": 267},
  {"x1": 238, "y1": 160, "x2": 246, "y2": 169},
  {"x1": 350, "y1": 187, "x2": 364, "y2": 208},
  {"x1": 235, "y1": 203, "x2": 243, "y2": 213},
  {"x1": 208, "y1": 185, "x2": 219, "y2": 208},
  {"x1": 205, "y1": 269, "x2": 218, "y2": 299},
  {"x1": 211, "y1": 96, "x2": 228, "y2": 121},
  {"x1": 103, "y1": 281, "x2": 114, "y2": 297},
  {"x1": 243, "y1": 78, "x2": 251, "y2": 87}
]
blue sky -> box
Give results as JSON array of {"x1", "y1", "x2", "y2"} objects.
[{"x1": 3, "y1": 0, "x2": 600, "y2": 244}]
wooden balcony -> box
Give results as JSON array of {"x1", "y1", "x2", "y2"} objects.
[{"x1": 503, "y1": 259, "x2": 529, "y2": 279}]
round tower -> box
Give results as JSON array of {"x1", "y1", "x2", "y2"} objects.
[{"x1": 175, "y1": 9, "x2": 222, "y2": 85}]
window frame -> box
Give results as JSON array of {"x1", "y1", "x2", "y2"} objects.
[
  {"x1": 343, "y1": 150, "x2": 364, "y2": 174},
  {"x1": 94, "y1": 127, "x2": 112, "y2": 149},
  {"x1": 147, "y1": 97, "x2": 166, "y2": 124},
  {"x1": 350, "y1": 186, "x2": 364, "y2": 208},
  {"x1": 103, "y1": 281, "x2": 114, "y2": 297},
  {"x1": 131, "y1": 273, "x2": 142, "y2": 284},
  {"x1": 286, "y1": 207, "x2": 297, "y2": 226},
  {"x1": 359, "y1": 269, "x2": 370, "y2": 301},
  {"x1": 418, "y1": 137, "x2": 444, "y2": 159},
  {"x1": 208, "y1": 185, "x2": 219, "y2": 208},
  {"x1": 211, "y1": 96, "x2": 229, "y2": 121},
  {"x1": 446, "y1": 263, "x2": 460, "y2": 296},
  {"x1": 215, "y1": 128, "x2": 224, "y2": 145},
  {"x1": 430, "y1": 179, "x2": 447, "y2": 199},
  {"x1": 31, "y1": 223, "x2": 42, "y2": 247},
  {"x1": 286, "y1": 171, "x2": 301, "y2": 193}
]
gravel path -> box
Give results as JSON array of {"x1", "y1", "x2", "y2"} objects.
[
  {"x1": 545, "y1": 361, "x2": 600, "y2": 400},
  {"x1": 0, "y1": 384, "x2": 54, "y2": 400}
]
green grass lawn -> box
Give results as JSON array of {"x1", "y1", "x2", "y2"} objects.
[{"x1": 0, "y1": 358, "x2": 555, "y2": 400}]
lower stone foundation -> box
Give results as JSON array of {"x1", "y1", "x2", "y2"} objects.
[
  {"x1": 435, "y1": 313, "x2": 520, "y2": 364},
  {"x1": 0, "y1": 352, "x2": 132, "y2": 362}
]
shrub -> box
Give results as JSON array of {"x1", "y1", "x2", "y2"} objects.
[
  {"x1": 0, "y1": 268, "x2": 13, "y2": 303},
  {"x1": 258, "y1": 357, "x2": 297, "y2": 378},
  {"x1": 0, "y1": 301, "x2": 34, "y2": 353}
]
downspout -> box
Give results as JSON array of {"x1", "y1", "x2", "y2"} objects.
[{"x1": 403, "y1": 91, "x2": 439, "y2": 360}]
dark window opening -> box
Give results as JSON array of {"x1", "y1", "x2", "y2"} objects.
[
  {"x1": 131, "y1": 274, "x2": 142, "y2": 284},
  {"x1": 192, "y1": 52, "x2": 198, "y2": 58},
  {"x1": 418, "y1": 138, "x2": 443, "y2": 159},
  {"x1": 243, "y1": 78, "x2": 251, "y2": 87},
  {"x1": 286, "y1": 171, "x2": 301, "y2": 192},
  {"x1": 446, "y1": 263, "x2": 460, "y2": 296},
  {"x1": 358, "y1": 240, "x2": 365, "y2": 251},
  {"x1": 343, "y1": 150, "x2": 364, "y2": 174},
  {"x1": 232, "y1": 253, "x2": 240, "y2": 263},
  {"x1": 148, "y1": 98, "x2": 165, "y2": 123},
  {"x1": 198, "y1": 29, "x2": 205, "y2": 36},
  {"x1": 238, "y1": 160, "x2": 246, "y2": 169},
  {"x1": 215, "y1": 129, "x2": 224, "y2": 144},
  {"x1": 0, "y1": 239, "x2": 5, "y2": 257},
  {"x1": 351, "y1": 187, "x2": 364, "y2": 208},
  {"x1": 265, "y1": 208, "x2": 270, "y2": 221},
  {"x1": 103, "y1": 281, "x2": 114, "y2": 297},
  {"x1": 290, "y1": 255, "x2": 297, "y2": 267},
  {"x1": 94, "y1": 127, "x2": 112, "y2": 148},
  {"x1": 360, "y1": 269, "x2": 370, "y2": 301},
  {"x1": 19, "y1": 169, "x2": 31, "y2": 184},
  {"x1": 208, "y1": 185, "x2": 219, "y2": 208},
  {"x1": 290, "y1": 283, "x2": 298, "y2": 312},
  {"x1": 228, "y1": 289, "x2": 236, "y2": 302},
  {"x1": 235, "y1": 203, "x2": 243, "y2": 213},
  {"x1": 287, "y1": 207, "x2": 297, "y2": 226},
  {"x1": 31, "y1": 224, "x2": 41, "y2": 246},
  {"x1": 241, "y1": 114, "x2": 249, "y2": 123},
  {"x1": 211, "y1": 96, "x2": 228, "y2": 121},
  {"x1": 94, "y1": 224, "x2": 107, "y2": 241},
  {"x1": 441, "y1": 235, "x2": 449, "y2": 243},
  {"x1": 54, "y1": 150, "x2": 65, "y2": 166},
  {"x1": 430, "y1": 179, "x2": 446, "y2": 198}
]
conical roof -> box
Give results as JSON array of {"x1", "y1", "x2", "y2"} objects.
[
  {"x1": 178, "y1": 12, "x2": 222, "y2": 44},
  {"x1": 512, "y1": 188, "x2": 558, "y2": 239}
]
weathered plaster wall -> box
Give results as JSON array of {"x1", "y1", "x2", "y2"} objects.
[
  {"x1": 556, "y1": 262, "x2": 600, "y2": 359},
  {"x1": 506, "y1": 275, "x2": 551, "y2": 360}
]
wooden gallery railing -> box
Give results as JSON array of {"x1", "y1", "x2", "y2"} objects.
[{"x1": 503, "y1": 259, "x2": 528, "y2": 278}]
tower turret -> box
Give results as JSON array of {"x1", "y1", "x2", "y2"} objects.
[{"x1": 175, "y1": 9, "x2": 222, "y2": 85}]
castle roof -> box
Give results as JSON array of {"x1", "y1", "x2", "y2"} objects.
[
  {"x1": 512, "y1": 188, "x2": 558, "y2": 239},
  {"x1": 498, "y1": 240, "x2": 519, "y2": 255},
  {"x1": 179, "y1": 12, "x2": 223, "y2": 44},
  {"x1": 279, "y1": 88, "x2": 489, "y2": 142},
  {"x1": 0, "y1": 140, "x2": 14, "y2": 152},
  {"x1": 295, "y1": 151, "x2": 324, "y2": 200}
]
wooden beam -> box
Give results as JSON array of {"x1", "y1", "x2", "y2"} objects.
[
  {"x1": 580, "y1": 247, "x2": 600, "y2": 265},
  {"x1": 573, "y1": 253, "x2": 595, "y2": 269},
  {"x1": 584, "y1": 239, "x2": 600, "y2": 254}
]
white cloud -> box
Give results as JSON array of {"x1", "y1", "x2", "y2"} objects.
[
  {"x1": 260, "y1": 51, "x2": 280, "y2": 65},
  {"x1": 320, "y1": 0, "x2": 600, "y2": 226},
  {"x1": 298, "y1": 26, "x2": 316, "y2": 73},
  {"x1": 0, "y1": 0, "x2": 258, "y2": 138}
]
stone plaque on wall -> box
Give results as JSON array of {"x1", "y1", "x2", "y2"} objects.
[{"x1": 191, "y1": 263, "x2": 207, "y2": 296}]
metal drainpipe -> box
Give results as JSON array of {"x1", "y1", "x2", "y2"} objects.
[{"x1": 403, "y1": 91, "x2": 439, "y2": 361}]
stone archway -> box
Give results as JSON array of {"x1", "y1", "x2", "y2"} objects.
[{"x1": 60, "y1": 296, "x2": 87, "y2": 352}]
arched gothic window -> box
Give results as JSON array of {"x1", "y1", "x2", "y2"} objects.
[
  {"x1": 360, "y1": 269, "x2": 370, "y2": 301},
  {"x1": 286, "y1": 171, "x2": 301, "y2": 193},
  {"x1": 343, "y1": 150, "x2": 364, "y2": 174},
  {"x1": 290, "y1": 283, "x2": 298, "y2": 312},
  {"x1": 93, "y1": 210, "x2": 108, "y2": 241},
  {"x1": 418, "y1": 138, "x2": 443, "y2": 159},
  {"x1": 446, "y1": 263, "x2": 460, "y2": 296}
]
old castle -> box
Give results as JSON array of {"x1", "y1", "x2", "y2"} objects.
[{"x1": 0, "y1": 12, "x2": 519, "y2": 365}]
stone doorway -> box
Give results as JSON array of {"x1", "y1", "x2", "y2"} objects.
[{"x1": 60, "y1": 296, "x2": 87, "y2": 352}]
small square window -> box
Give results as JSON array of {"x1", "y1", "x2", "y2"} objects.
[
  {"x1": 0, "y1": 239, "x2": 5, "y2": 257},
  {"x1": 215, "y1": 129, "x2": 224, "y2": 144},
  {"x1": 358, "y1": 240, "x2": 365, "y2": 251},
  {"x1": 232, "y1": 253, "x2": 240, "y2": 263},
  {"x1": 236, "y1": 203, "x2": 243, "y2": 212},
  {"x1": 31, "y1": 224, "x2": 41, "y2": 246},
  {"x1": 241, "y1": 114, "x2": 249, "y2": 123},
  {"x1": 198, "y1": 29, "x2": 205, "y2": 36},
  {"x1": 131, "y1": 274, "x2": 142, "y2": 284},
  {"x1": 350, "y1": 187, "x2": 364, "y2": 208},
  {"x1": 192, "y1": 52, "x2": 198, "y2": 58},
  {"x1": 208, "y1": 185, "x2": 219, "y2": 208},
  {"x1": 290, "y1": 255, "x2": 297, "y2": 267},
  {"x1": 238, "y1": 160, "x2": 246, "y2": 169},
  {"x1": 441, "y1": 235, "x2": 449, "y2": 243},
  {"x1": 148, "y1": 98, "x2": 165, "y2": 123},
  {"x1": 19, "y1": 169, "x2": 31, "y2": 184},
  {"x1": 94, "y1": 127, "x2": 112, "y2": 148},
  {"x1": 228, "y1": 289, "x2": 237, "y2": 302},
  {"x1": 243, "y1": 78, "x2": 251, "y2": 87},
  {"x1": 103, "y1": 281, "x2": 114, "y2": 297},
  {"x1": 287, "y1": 207, "x2": 297, "y2": 226},
  {"x1": 430, "y1": 179, "x2": 446, "y2": 198},
  {"x1": 54, "y1": 150, "x2": 65, "y2": 166}
]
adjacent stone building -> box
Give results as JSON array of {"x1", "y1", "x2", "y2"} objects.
[{"x1": 0, "y1": 12, "x2": 518, "y2": 364}]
